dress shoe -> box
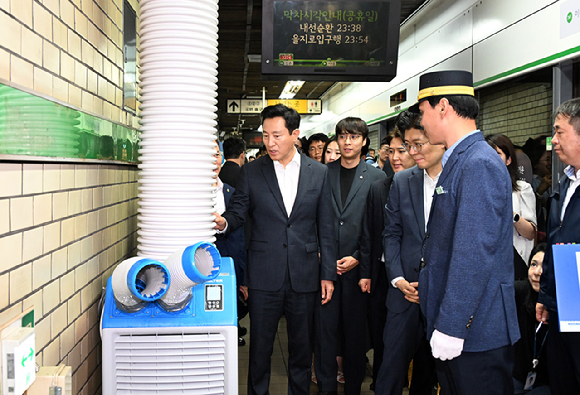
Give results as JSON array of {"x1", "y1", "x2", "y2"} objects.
[
  {"x1": 238, "y1": 337, "x2": 246, "y2": 346},
  {"x1": 238, "y1": 326, "x2": 248, "y2": 337}
]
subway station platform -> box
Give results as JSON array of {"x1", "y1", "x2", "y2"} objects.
[{"x1": 236, "y1": 315, "x2": 389, "y2": 395}]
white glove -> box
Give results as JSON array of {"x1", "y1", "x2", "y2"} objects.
[{"x1": 430, "y1": 329, "x2": 464, "y2": 360}]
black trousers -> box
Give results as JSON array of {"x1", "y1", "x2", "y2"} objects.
[
  {"x1": 247, "y1": 274, "x2": 316, "y2": 395},
  {"x1": 546, "y1": 310, "x2": 580, "y2": 395},
  {"x1": 368, "y1": 261, "x2": 388, "y2": 386},
  {"x1": 436, "y1": 345, "x2": 514, "y2": 395},
  {"x1": 375, "y1": 303, "x2": 436, "y2": 395},
  {"x1": 315, "y1": 274, "x2": 368, "y2": 395}
]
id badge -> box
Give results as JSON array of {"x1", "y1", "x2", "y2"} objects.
[{"x1": 524, "y1": 371, "x2": 537, "y2": 391}]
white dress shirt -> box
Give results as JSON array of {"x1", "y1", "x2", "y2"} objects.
[
  {"x1": 214, "y1": 178, "x2": 226, "y2": 215},
  {"x1": 423, "y1": 169, "x2": 440, "y2": 232},
  {"x1": 562, "y1": 166, "x2": 580, "y2": 221},
  {"x1": 273, "y1": 149, "x2": 301, "y2": 217}
]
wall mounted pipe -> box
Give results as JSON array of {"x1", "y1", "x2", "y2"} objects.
[
  {"x1": 137, "y1": 0, "x2": 220, "y2": 261},
  {"x1": 158, "y1": 242, "x2": 221, "y2": 312},
  {"x1": 111, "y1": 257, "x2": 170, "y2": 313}
]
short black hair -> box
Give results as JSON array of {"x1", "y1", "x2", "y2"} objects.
[
  {"x1": 426, "y1": 95, "x2": 479, "y2": 120},
  {"x1": 554, "y1": 97, "x2": 580, "y2": 135},
  {"x1": 223, "y1": 137, "x2": 246, "y2": 159},
  {"x1": 261, "y1": 104, "x2": 300, "y2": 133},
  {"x1": 308, "y1": 133, "x2": 329, "y2": 145},
  {"x1": 396, "y1": 111, "x2": 424, "y2": 135},
  {"x1": 335, "y1": 117, "x2": 369, "y2": 140}
]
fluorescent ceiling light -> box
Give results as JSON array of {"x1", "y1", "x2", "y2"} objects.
[{"x1": 279, "y1": 80, "x2": 305, "y2": 99}]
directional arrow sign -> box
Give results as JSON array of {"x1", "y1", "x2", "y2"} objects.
[{"x1": 227, "y1": 100, "x2": 241, "y2": 114}]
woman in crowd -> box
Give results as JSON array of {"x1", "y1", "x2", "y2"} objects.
[
  {"x1": 322, "y1": 136, "x2": 341, "y2": 164},
  {"x1": 387, "y1": 128, "x2": 415, "y2": 173},
  {"x1": 486, "y1": 134, "x2": 537, "y2": 279},
  {"x1": 513, "y1": 243, "x2": 550, "y2": 394}
]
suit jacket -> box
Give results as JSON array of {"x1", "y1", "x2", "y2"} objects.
[
  {"x1": 383, "y1": 165, "x2": 425, "y2": 313},
  {"x1": 215, "y1": 183, "x2": 246, "y2": 286},
  {"x1": 419, "y1": 132, "x2": 520, "y2": 352},
  {"x1": 327, "y1": 159, "x2": 387, "y2": 281},
  {"x1": 223, "y1": 153, "x2": 336, "y2": 292},
  {"x1": 219, "y1": 160, "x2": 241, "y2": 188},
  {"x1": 359, "y1": 176, "x2": 393, "y2": 285},
  {"x1": 539, "y1": 173, "x2": 580, "y2": 312}
]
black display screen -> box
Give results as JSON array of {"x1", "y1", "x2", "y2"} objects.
[{"x1": 262, "y1": 0, "x2": 401, "y2": 81}]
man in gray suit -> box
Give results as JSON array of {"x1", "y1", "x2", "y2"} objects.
[
  {"x1": 375, "y1": 111, "x2": 444, "y2": 395},
  {"x1": 214, "y1": 104, "x2": 336, "y2": 395},
  {"x1": 315, "y1": 117, "x2": 386, "y2": 395}
]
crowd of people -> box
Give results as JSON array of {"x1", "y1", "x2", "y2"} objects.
[{"x1": 213, "y1": 70, "x2": 580, "y2": 395}]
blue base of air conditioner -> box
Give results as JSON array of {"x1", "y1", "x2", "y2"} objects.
[{"x1": 102, "y1": 256, "x2": 237, "y2": 328}]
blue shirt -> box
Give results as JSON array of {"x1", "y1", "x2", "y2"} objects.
[{"x1": 442, "y1": 130, "x2": 480, "y2": 168}]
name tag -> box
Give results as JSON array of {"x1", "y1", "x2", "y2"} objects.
[{"x1": 436, "y1": 186, "x2": 445, "y2": 195}]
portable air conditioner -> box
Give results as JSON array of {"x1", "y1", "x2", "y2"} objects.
[{"x1": 101, "y1": 251, "x2": 238, "y2": 394}]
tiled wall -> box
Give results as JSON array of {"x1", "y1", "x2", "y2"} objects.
[
  {"x1": 0, "y1": 163, "x2": 139, "y2": 394},
  {"x1": 0, "y1": 1, "x2": 141, "y2": 394},
  {"x1": 478, "y1": 82, "x2": 553, "y2": 146},
  {"x1": 0, "y1": 0, "x2": 140, "y2": 129}
]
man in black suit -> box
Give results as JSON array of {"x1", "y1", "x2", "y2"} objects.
[
  {"x1": 315, "y1": 117, "x2": 386, "y2": 395},
  {"x1": 214, "y1": 104, "x2": 336, "y2": 395},
  {"x1": 219, "y1": 136, "x2": 246, "y2": 188},
  {"x1": 375, "y1": 112, "x2": 443, "y2": 395}
]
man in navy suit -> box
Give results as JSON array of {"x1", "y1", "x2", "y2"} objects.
[
  {"x1": 214, "y1": 104, "x2": 336, "y2": 395},
  {"x1": 411, "y1": 70, "x2": 520, "y2": 395},
  {"x1": 374, "y1": 111, "x2": 443, "y2": 395},
  {"x1": 212, "y1": 141, "x2": 248, "y2": 344},
  {"x1": 536, "y1": 98, "x2": 580, "y2": 394},
  {"x1": 315, "y1": 117, "x2": 386, "y2": 395}
]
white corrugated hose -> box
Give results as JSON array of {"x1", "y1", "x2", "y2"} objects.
[{"x1": 137, "y1": 0, "x2": 220, "y2": 261}]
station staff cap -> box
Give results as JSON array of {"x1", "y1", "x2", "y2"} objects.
[{"x1": 409, "y1": 70, "x2": 475, "y2": 113}]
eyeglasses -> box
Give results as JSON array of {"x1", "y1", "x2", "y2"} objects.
[
  {"x1": 403, "y1": 141, "x2": 429, "y2": 153},
  {"x1": 338, "y1": 134, "x2": 362, "y2": 141},
  {"x1": 309, "y1": 146, "x2": 323, "y2": 152}
]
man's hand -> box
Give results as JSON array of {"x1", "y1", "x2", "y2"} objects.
[
  {"x1": 321, "y1": 280, "x2": 334, "y2": 305},
  {"x1": 395, "y1": 279, "x2": 419, "y2": 304},
  {"x1": 214, "y1": 212, "x2": 226, "y2": 231},
  {"x1": 359, "y1": 278, "x2": 371, "y2": 293},
  {"x1": 430, "y1": 329, "x2": 464, "y2": 360},
  {"x1": 536, "y1": 302, "x2": 549, "y2": 323},
  {"x1": 239, "y1": 285, "x2": 248, "y2": 300},
  {"x1": 337, "y1": 256, "x2": 359, "y2": 274}
]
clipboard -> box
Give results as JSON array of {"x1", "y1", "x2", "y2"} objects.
[{"x1": 553, "y1": 243, "x2": 580, "y2": 332}]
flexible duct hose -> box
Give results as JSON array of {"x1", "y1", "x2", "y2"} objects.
[
  {"x1": 158, "y1": 242, "x2": 221, "y2": 312},
  {"x1": 137, "y1": 0, "x2": 219, "y2": 261},
  {"x1": 111, "y1": 257, "x2": 170, "y2": 312}
]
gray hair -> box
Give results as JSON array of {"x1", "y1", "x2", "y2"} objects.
[{"x1": 554, "y1": 98, "x2": 580, "y2": 134}]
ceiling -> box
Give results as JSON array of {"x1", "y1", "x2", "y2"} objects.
[{"x1": 215, "y1": 0, "x2": 428, "y2": 134}]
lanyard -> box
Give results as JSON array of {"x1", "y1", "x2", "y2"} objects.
[{"x1": 532, "y1": 321, "x2": 549, "y2": 369}]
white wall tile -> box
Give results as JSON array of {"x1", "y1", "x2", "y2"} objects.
[
  {"x1": 33, "y1": 193, "x2": 52, "y2": 225},
  {"x1": 0, "y1": 233, "x2": 22, "y2": 271},
  {"x1": 0, "y1": 199, "x2": 9, "y2": 234},
  {"x1": 33, "y1": 255, "x2": 51, "y2": 290},
  {"x1": 23, "y1": 227, "x2": 44, "y2": 263},
  {"x1": 0, "y1": 163, "x2": 22, "y2": 198},
  {"x1": 22, "y1": 164, "x2": 43, "y2": 195},
  {"x1": 10, "y1": 263, "x2": 32, "y2": 303},
  {"x1": 10, "y1": 196, "x2": 33, "y2": 231}
]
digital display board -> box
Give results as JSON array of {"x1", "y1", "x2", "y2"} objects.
[{"x1": 262, "y1": 0, "x2": 401, "y2": 81}]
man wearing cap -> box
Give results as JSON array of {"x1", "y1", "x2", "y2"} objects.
[{"x1": 411, "y1": 70, "x2": 520, "y2": 395}]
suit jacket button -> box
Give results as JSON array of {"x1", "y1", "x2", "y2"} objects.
[
  {"x1": 287, "y1": 224, "x2": 291, "y2": 228},
  {"x1": 414, "y1": 268, "x2": 419, "y2": 273},
  {"x1": 283, "y1": 244, "x2": 287, "y2": 248},
  {"x1": 425, "y1": 233, "x2": 430, "y2": 238}
]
